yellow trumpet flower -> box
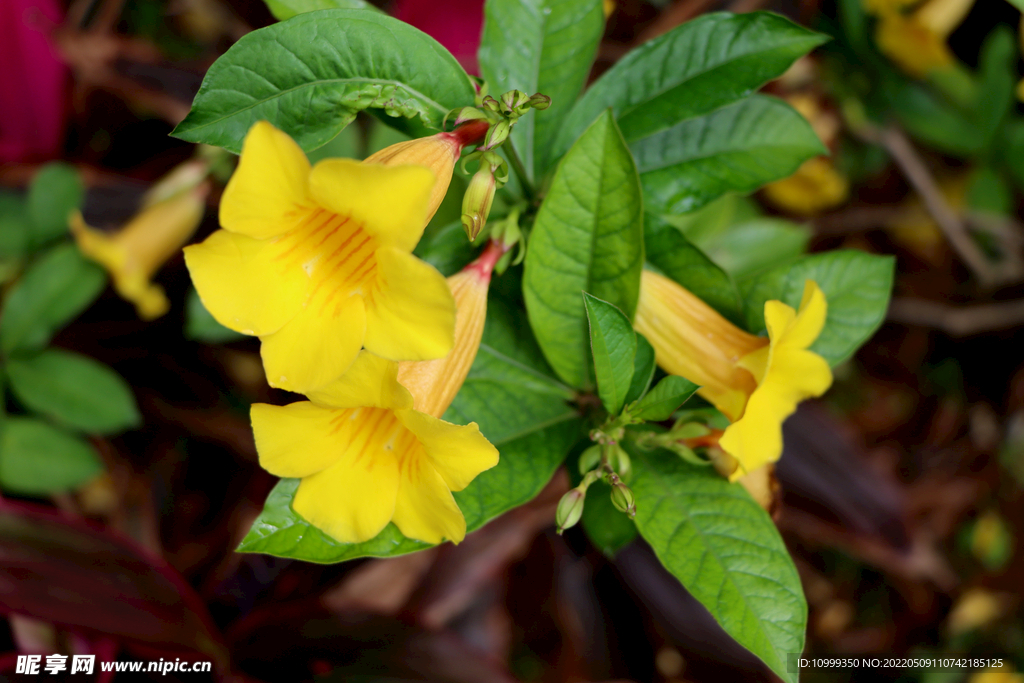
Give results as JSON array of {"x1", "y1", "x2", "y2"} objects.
[
  {"x1": 185, "y1": 121, "x2": 473, "y2": 394},
  {"x1": 251, "y1": 351, "x2": 498, "y2": 545},
  {"x1": 870, "y1": 0, "x2": 975, "y2": 77},
  {"x1": 71, "y1": 160, "x2": 210, "y2": 320},
  {"x1": 634, "y1": 270, "x2": 832, "y2": 480}
]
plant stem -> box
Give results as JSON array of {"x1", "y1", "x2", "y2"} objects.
[{"x1": 504, "y1": 142, "x2": 536, "y2": 203}]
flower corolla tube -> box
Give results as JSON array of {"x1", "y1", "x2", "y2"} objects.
[
  {"x1": 185, "y1": 121, "x2": 466, "y2": 394},
  {"x1": 634, "y1": 270, "x2": 833, "y2": 480}
]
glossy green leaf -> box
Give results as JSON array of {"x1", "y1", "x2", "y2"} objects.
[
  {"x1": 634, "y1": 95, "x2": 826, "y2": 215},
  {"x1": 645, "y1": 215, "x2": 743, "y2": 323},
  {"x1": 701, "y1": 218, "x2": 811, "y2": 281},
  {"x1": 185, "y1": 287, "x2": 244, "y2": 343},
  {"x1": 26, "y1": 163, "x2": 84, "y2": 249},
  {"x1": 554, "y1": 12, "x2": 827, "y2": 158},
  {"x1": 6, "y1": 350, "x2": 140, "y2": 434},
  {"x1": 630, "y1": 375, "x2": 699, "y2": 421},
  {"x1": 478, "y1": 0, "x2": 604, "y2": 180},
  {"x1": 0, "y1": 244, "x2": 107, "y2": 354},
  {"x1": 582, "y1": 480, "x2": 637, "y2": 557},
  {"x1": 0, "y1": 418, "x2": 103, "y2": 495},
  {"x1": 583, "y1": 293, "x2": 637, "y2": 415},
  {"x1": 523, "y1": 111, "x2": 644, "y2": 388},
  {"x1": 741, "y1": 250, "x2": 895, "y2": 366},
  {"x1": 623, "y1": 333, "x2": 655, "y2": 406},
  {"x1": 263, "y1": 0, "x2": 380, "y2": 21},
  {"x1": 238, "y1": 298, "x2": 581, "y2": 562},
  {"x1": 630, "y1": 441, "x2": 806, "y2": 683},
  {"x1": 172, "y1": 10, "x2": 475, "y2": 152}
]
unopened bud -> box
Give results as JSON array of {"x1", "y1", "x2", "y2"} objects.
[
  {"x1": 528, "y1": 93, "x2": 551, "y2": 110},
  {"x1": 481, "y1": 95, "x2": 501, "y2": 113},
  {"x1": 610, "y1": 482, "x2": 636, "y2": 517},
  {"x1": 482, "y1": 119, "x2": 510, "y2": 150},
  {"x1": 608, "y1": 444, "x2": 632, "y2": 481},
  {"x1": 500, "y1": 89, "x2": 530, "y2": 114},
  {"x1": 578, "y1": 444, "x2": 602, "y2": 474},
  {"x1": 461, "y1": 166, "x2": 497, "y2": 240},
  {"x1": 556, "y1": 488, "x2": 586, "y2": 533},
  {"x1": 452, "y1": 106, "x2": 490, "y2": 126}
]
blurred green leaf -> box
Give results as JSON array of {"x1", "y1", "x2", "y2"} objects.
[
  {"x1": 524, "y1": 111, "x2": 644, "y2": 389},
  {"x1": 634, "y1": 95, "x2": 826, "y2": 215},
  {"x1": 263, "y1": 0, "x2": 380, "y2": 21},
  {"x1": 888, "y1": 81, "x2": 984, "y2": 157},
  {"x1": 630, "y1": 375, "x2": 699, "y2": 421},
  {"x1": 185, "y1": 288, "x2": 244, "y2": 343},
  {"x1": 172, "y1": 10, "x2": 475, "y2": 152},
  {"x1": 26, "y1": 164, "x2": 84, "y2": 249},
  {"x1": 0, "y1": 192, "x2": 31, "y2": 261},
  {"x1": 623, "y1": 333, "x2": 656, "y2": 406},
  {"x1": 414, "y1": 219, "x2": 479, "y2": 277},
  {"x1": 479, "y1": 0, "x2": 605, "y2": 180},
  {"x1": 0, "y1": 417, "x2": 103, "y2": 495},
  {"x1": 629, "y1": 439, "x2": 805, "y2": 683},
  {"x1": 0, "y1": 244, "x2": 107, "y2": 354},
  {"x1": 741, "y1": 250, "x2": 895, "y2": 366},
  {"x1": 702, "y1": 218, "x2": 811, "y2": 281},
  {"x1": 966, "y1": 166, "x2": 1012, "y2": 215},
  {"x1": 554, "y1": 12, "x2": 828, "y2": 158},
  {"x1": 581, "y1": 479, "x2": 637, "y2": 557},
  {"x1": 584, "y1": 293, "x2": 637, "y2": 416},
  {"x1": 975, "y1": 26, "x2": 1016, "y2": 147},
  {"x1": 7, "y1": 349, "x2": 140, "y2": 434},
  {"x1": 644, "y1": 215, "x2": 743, "y2": 323}
]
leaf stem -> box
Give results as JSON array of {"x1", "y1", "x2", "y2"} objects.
[{"x1": 504, "y1": 142, "x2": 536, "y2": 203}]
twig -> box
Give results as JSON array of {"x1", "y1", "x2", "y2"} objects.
[
  {"x1": 857, "y1": 124, "x2": 1011, "y2": 286},
  {"x1": 888, "y1": 296, "x2": 1024, "y2": 336}
]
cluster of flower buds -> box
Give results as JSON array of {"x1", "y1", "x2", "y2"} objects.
[{"x1": 556, "y1": 439, "x2": 637, "y2": 535}]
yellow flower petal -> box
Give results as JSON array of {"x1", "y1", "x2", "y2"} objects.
[
  {"x1": 251, "y1": 402, "x2": 347, "y2": 478},
  {"x1": 183, "y1": 229, "x2": 308, "y2": 336},
  {"x1": 219, "y1": 121, "x2": 312, "y2": 239},
  {"x1": 259, "y1": 291, "x2": 366, "y2": 393},
  {"x1": 779, "y1": 280, "x2": 827, "y2": 350},
  {"x1": 308, "y1": 159, "x2": 434, "y2": 252},
  {"x1": 363, "y1": 134, "x2": 460, "y2": 227},
  {"x1": 306, "y1": 351, "x2": 414, "y2": 411},
  {"x1": 392, "y1": 452, "x2": 467, "y2": 544},
  {"x1": 397, "y1": 411, "x2": 498, "y2": 492},
  {"x1": 363, "y1": 247, "x2": 456, "y2": 362},
  {"x1": 292, "y1": 440, "x2": 401, "y2": 544}
]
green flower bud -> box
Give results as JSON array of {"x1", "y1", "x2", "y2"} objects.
[
  {"x1": 482, "y1": 119, "x2": 510, "y2": 150},
  {"x1": 578, "y1": 444, "x2": 602, "y2": 474},
  {"x1": 453, "y1": 107, "x2": 490, "y2": 126},
  {"x1": 500, "y1": 89, "x2": 530, "y2": 114},
  {"x1": 461, "y1": 166, "x2": 497, "y2": 241},
  {"x1": 528, "y1": 93, "x2": 551, "y2": 110},
  {"x1": 610, "y1": 482, "x2": 636, "y2": 517},
  {"x1": 556, "y1": 487, "x2": 586, "y2": 533},
  {"x1": 608, "y1": 443, "x2": 632, "y2": 481}
]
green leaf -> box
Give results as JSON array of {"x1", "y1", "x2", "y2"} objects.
[
  {"x1": 630, "y1": 375, "x2": 699, "y2": 421},
  {"x1": 6, "y1": 350, "x2": 140, "y2": 434},
  {"x1": 413, "y1": 219, "x2": 479, "y2": 277},
  {"x1": 634, "y1": 95, "x2": 826, "y2": 215},
  {"x1": 581, "y1": 479, "x2": 637, "y2": 557},
  {"x1": 644, "y1": 214, "x2": 743, "y2": 323},
  {"x1": 523, "y1": 111, "x2": 644, "y2": 388},
  {"x1": 185, "y1": 288, "x2": 244, "y2": 343},
  {"x1": 887, "y1": 81, "x2": 984, "y2": 157},
  {"x1": 0, "y1": 192, "x2": 31, "y2": 259},
  {"x1": 623, "y1": 333, "x2": 655, "y2": 406},
  {"x1": 741, "y1": 250, "x2": 895, "y2": 366},
  {"x1": 975, "y1": 26, "x2": 1016, "y2": 147},
  {"x1": 0, "y1": 244, "x2": 107, "y2": 354},
  {"x1": 701, "y1": 218, "x2": 811, "y2": 281},
  {"x1": 26, "y1": 164, "x2": 84, "y2": 249},
  {"x1": 554, "y1": 12, "x2": 827, "y2": 159},
  {"x1": 238, "y1": 297, "x2": 581, "y2": 562},
  {"x1": 583, "y1": 293, "x2": 637, "y2": 415},
  {"x1": 630, "y1": 441, "x2": 806, "y2": 683},
  {"x1": 172, "y1": 10, "x2": 476, "y2": 153},
  {"x1": 478, "y1": 0, "x2": 605, "y2": 180},
  {"x1": 263, "y1": 0, "x2": 380, "y2": 21},
  {"x1": 0, "y1": 418, "x2": 103, "y2": 495}
]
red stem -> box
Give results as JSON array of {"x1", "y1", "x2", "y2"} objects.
[
  {"x1": 465, "y1": 239, "x2": 509, "y2": 281},
  {"x1": 444, "y1": 120, "x2": 490, "y2": 151}
]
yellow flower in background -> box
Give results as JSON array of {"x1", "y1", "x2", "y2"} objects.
[
  {"x1": 252, "y1": 352, "x2": 498, "y2": 544},
  {"x1": 762, "y1": 157, "x2": 849, "y2": 216},
  {"x1": 634, "y1": 271, "x2": 832, "y2": 480},
  {"x1": 718, "y1": 281, "x2": 832, "y2": 478},
  {"x1": 869, "y1": 0, "x2": 975, "y2": 77},
  {"x1": 72, "y1": 160, "x2": 210, "y2": 320},
  {"x1": 184, "y1": 121, "x2": 458, "y2": 394},
  {"x1": 969, "y1": 670, "x2": 1024, "y2": 683}
]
